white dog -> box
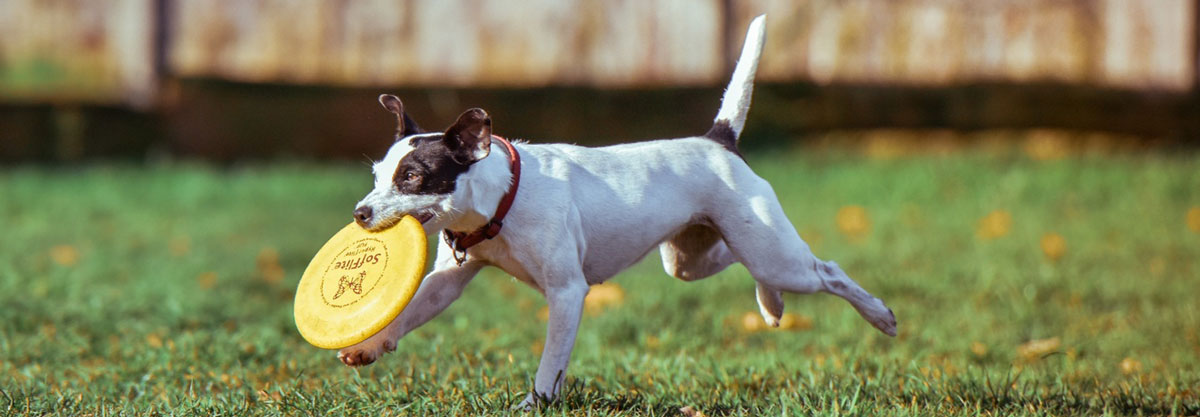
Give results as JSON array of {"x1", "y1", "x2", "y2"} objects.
[{"x1": 341, "y1": 15, "x2": 897, "y2": 409}]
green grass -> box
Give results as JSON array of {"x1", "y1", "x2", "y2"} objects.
[{"x1": 1, "y1": 149, "x2": 1198, "y2": 416}]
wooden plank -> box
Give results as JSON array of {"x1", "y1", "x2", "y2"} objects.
[
  {"x1": 168, "y1": 0, "x2": 724, "y2": 87},
  {"x1": 730, "y1": 0, "x2": 1194, "y2": 90}
]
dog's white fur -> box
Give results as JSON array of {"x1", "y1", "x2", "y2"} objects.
[{"x1": 342, "y1": 15, "x2": 896, "y2": 409}]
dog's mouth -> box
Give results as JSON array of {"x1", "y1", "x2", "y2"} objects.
[
  {"x1": 366, "y1": 210, "x2": 436, "y2": 232},
  {"x1": 411, "y1": 210, "x2": 435, "y2": 224}
]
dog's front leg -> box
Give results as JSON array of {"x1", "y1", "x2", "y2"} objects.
[
  {"x1": 515, "y1": 280, "x2": 588, "y2": 410},
  {"x1": 338, "y1": 244, "x2": 484, "y2": 367}
]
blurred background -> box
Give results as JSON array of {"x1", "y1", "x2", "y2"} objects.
[
  {"x1": 3, "y1": 2, "x2": 1200, "y2": 414},
  {"x1": 2, "y1": 0, "x2": 1197, "y2": 161}
]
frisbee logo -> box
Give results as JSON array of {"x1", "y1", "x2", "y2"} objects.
[
  {"x1": 334, "y1": 254, "x2": 381, "y2": 270},
  {"x1": 319, "y1": 239, "x2": 389, "y2": 307},
  {"x1": 332, "y1": 271, "x2": 367, "y2": 300}
]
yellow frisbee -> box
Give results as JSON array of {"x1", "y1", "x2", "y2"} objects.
[{"x1": 294, "y1": 216, "x2": 428, "y2": 349}]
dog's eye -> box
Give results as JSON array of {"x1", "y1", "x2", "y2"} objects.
[{"x1": 405, "y1": 171, "x2": 422, "y2": 182}]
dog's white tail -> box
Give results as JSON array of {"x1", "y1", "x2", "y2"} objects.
[{"x1": 708, "y1": 14, "x2": 766, "y2": 149}]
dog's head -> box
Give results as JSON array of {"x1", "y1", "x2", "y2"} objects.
[{"x1": 354, "y1": 94, "x2": 495, "y2": 233}]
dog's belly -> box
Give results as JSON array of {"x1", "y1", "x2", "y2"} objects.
[
  {"x1": 579, "y1": 242, "x2": 659, "y2": 283},
  {"x1": 577, "y1": 213, "x2": 698, "y2": 283}
]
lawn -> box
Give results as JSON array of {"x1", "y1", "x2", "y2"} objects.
[{"x1": 1, "y1": 147, "x2": 1198, "y2": 416}]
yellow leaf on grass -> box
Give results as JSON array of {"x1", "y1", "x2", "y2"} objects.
[
  {"x1": 584, "y1": 282, "x2": 624, "y2": 314},
  {"x1": 1120, "y1": 357, "x2": 1143, "y2": 374},
  {"x1": 41, "y1": 324, "x2": 57, "y2": 339},
  {"x1": 197, "y1": 272, "x2": 218, "y2": 289},
  {"x1": 146, "y1": 333, "x2": 163, "y2": 348},
  {"x1": 777, "y1": 313, "x2": 813, "y2": 331},
  {"x1": 1148, "y1": 256, "x2": 1166, "y2": 277},
  {"x1": 740, "y1": 311, "x2": 765, "y2": 332},
  {"x1": 49, "y1": 245, "x2": 80, "y2": 267},
  {"x1": 169, "y1": 236, "x2": 191, "y2": 256},
  {"x1": 740, "y1": 312, "x2": 812, "y2": 332},
  {"x1": 1188, "y1": 207, "x2": 1200, "y2": 233},
  {"x1": 836, "y1": 205, "x2": 871, "y2": 240},
  {"x1": 257, "y1": 247, "x2": 285, "y2": 284},
  {"x1": 970, "y1": 341, "x2": 988, "y2": 357},
  {"x1": 1017, "y1": 337, "x2": 1060, "y2": 360},
  {"x1": 977, "y1": 210, "x2": 1012, "y2": 240},
  {"x1": 1040, "y1": 233, "x2": 1067, "y2": 261}
]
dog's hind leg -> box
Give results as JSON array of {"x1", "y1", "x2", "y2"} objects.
[
  {"x1": 660, "y1": 223, "x2": 787, "y2": 326},
  {"x1": 712, "y1": 178, "x2": 898, "y2": 336},
  {"x1": 755, "y1": 284, "x2": 785, "y2": 327}
]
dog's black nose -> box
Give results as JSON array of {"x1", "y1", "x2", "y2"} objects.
[{"x1": 354, "y1": 206, "x2": 373, "y2": 227}]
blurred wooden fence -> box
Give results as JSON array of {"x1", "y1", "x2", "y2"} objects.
[
  {"x1": 1, "y1": 0, "x2": 1196, "y2": 107},
  {"x1": 0, "y1": 0, "x2": 158, "y2": 107}
]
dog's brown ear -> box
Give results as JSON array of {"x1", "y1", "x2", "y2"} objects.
[
  {"x1": 378, "y1": 94, "x2": 406, "y2": 134},
  {"x1": 444, "y1": 108, "x2": 492, "y2": 164}
]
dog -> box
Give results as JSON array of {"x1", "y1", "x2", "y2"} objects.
[{"x1": 340, "y1": 15, "x2": 897, "y2": 409}]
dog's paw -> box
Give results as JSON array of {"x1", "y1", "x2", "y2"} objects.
[
  {"x1": 336, "y1": 331, "x2": 397, "y2": 367},
  {"x1": 866, "y1": 303, "x2": 898, "y2": 337},
  {"x1": 852, "y1": 297, "x2": 898, "y2": 337},
  {"x1": 512, "y1": 394, "x2": 536, "y2": 412},
  {"x1": 512, "y1": 392, "x2": 553, "y2": 411}
]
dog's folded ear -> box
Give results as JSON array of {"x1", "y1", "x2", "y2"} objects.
[
  {"x1": 379, "y1": 94, "x2": 422, "y2": 137},
  {"x1": 444, "y1": 108, "x2": 492, "y2": 164}
]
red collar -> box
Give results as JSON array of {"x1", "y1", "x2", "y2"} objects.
[{"x1": 442, "y1": 135, "x2": 520, "y2": 265}]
